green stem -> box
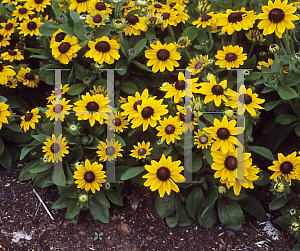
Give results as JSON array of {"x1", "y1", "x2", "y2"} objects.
[
  {"x1": 274, "y1": 53, "x2": 284, "y2": 85},
  {"x1": 248, "y1": 43, "x2": 255, "y2": 59},
  {"x1": 168, "y1": 26, "x2": 176, "y2": 41},
  {"x1": 289, "y1": 100, "x2": 297, "y2": 116},
  {"x1": 184, "y1": 48, "x2": 192, "y2": 60},
  {"x1": 35, "y1": 123, "x2": 45, "y2": 134},
  {"x1": 208, "y1": 28, "x2": 213, "y2": 43},
  {"x1": 231, "y1": 32, "x2": 236, "y2": 46},
  {"x1": 284, "y1": 29, "x2": 292, "y2": 58}
]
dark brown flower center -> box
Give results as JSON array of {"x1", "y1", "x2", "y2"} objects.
[
  {"x1": 0, "y1": 63, "x2": 3, "y2": 72},
  {"x1": 169, "y1": 2, "x2": 175, "y2": 8},
  {"x1": 149, "y1": 17, "x2": 157, "y2": 23},
  {"x1": 93, "y1": 15, "x2": 102, "y2": 23},
  {"x1": 225, "y1": 156, "x2": 237, "y2": 170},
  {"x1": 156, "y1": 167, "x2": 170, "y2": 181},
  {"x1": 5, "y1": 23, "x2": 13, "y2": 30},
  {"x1": 199, "y1": 136, "x2": 208, "y2": 144},
  {"x1": 35, "y1": 0, "x2": 44, "y2": 3},
  {"x1": 58, "y1": 42, "x2": 71, "y2": 53},
  {"x1": 225, "y1": 53, "x2": 237, "y2": 62},
  {"x1": 50, "y1": 143, "x2": 60, "y2": 153},
  {"x1": 133, "y1": 100, "x2": 142, "y2": 111},
  {"x1": 106, "y1": 146, "x2": 115, "y2": 156},
  {"x1": 17, "y1": 43, "x2": 24, "y2": 50},
  {"x1": 24, "y1": 112, "x2": 33, "y2": 121},
  {"x1": 154, "y1": 3, "x2": 162, "y2": 8},
  {"x1": 228, "y1": 12, "x2": 245, "y2": 23},
  {"x1": 239, "y1": 94, "x2": 252, "y2": 105},
  {"x1": 95, "y1": 2, "x2": 106, "y2": 10},
  {"x1": 162, "y1": 12, "x2": 170, "y2": 20},
  {"x1": 53, "y1": 104, "x2": 63, "y2": 112},
  {"x1": 165, "y1": 125, "x2": 175, "y2": 134},
  {"x1": 114, "y1": 118, "x2": 121, "y2": 126},
  {"x1": 195, "y1": 61, "x2": 204, "y2": 69},
  {"x1": 95, "y1": 41, "x2": 111, "y2": 52},
  {"x1": 19, "y1": 7, "x2": 27, "y2": 14},
  {"x1": 27, "y1": 22, "x2": 37, "y2": 31},
  {"x1": 7, "y1": 81, "x2": 12, "y2": 86},
  {"x1": 269, "y1": 8, "x2": 285, "y2": 23},
  {"x1": 55, "y1": 32, "x2": 67, "y2": 42},
  {"x1": 175, "y1": 80, "x2": 186, "y2": 90},
  {"x1": 8, "y1": 50, "x2": 17, "y2": 56},
  {"x1": 201, "y1": 14, "x2": 212, "y2": 22},
  {"x1": 157, "y1": 49, "x2": 170, "y2": 61},
  {"x1": 217, "y1": 128, "x2": 230, "y2": 140},
  {"x1": 76, "y1": 0, "x2": 88, "y2": 3},
  {"x1": 138, "y1": 148, "x2": 146, "y2": 156},
  {"x1": 84, "y1": 171, "x2": 95, "y2": 183},
  {"x1": 178, "y1": 40, "x2": 186, "y2": 46},
  {"x1": 127, "y1": 15, "x2": 139, "y2": 25},
  {"x1": 280, "y1": 161, "x2": 293, "y2": 174},
  {"x1": 86, "y1": 101, "x2": 99, "y2": 112},
  {"x1": 141, "y1": 106, "x2": 154, "y2": 119},
  {"x1": 25, "y1": 73, "x2": 35, "y2": 80},
  {"x1": 212, "y1": 85, "x2": 224, "y2": 95}
]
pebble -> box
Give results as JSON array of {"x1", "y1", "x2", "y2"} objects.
[{"x1": 119, "y1": 222, "x2": 131, "y2": 235}]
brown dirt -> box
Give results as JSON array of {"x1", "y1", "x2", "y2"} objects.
[{"x1": 0, "y1": 162, "x2": 297, "y2": 251}]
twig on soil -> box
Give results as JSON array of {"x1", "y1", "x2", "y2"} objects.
[
  {"x1": 33, "y1": 201, "x2": 41, "y2": 219},
  {"x1": 32, "y1": 189, "x2": 54, "y2": 220}
]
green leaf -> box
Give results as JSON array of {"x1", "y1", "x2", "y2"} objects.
[
  {"x1": 198, "y1": 207, "x2": 217, "y2": 228},
  {"x1": 0, "y1": 95, "x2": 7, "y2": 103},
  {"x1": 28, "y1": 161, "x2": 53, "y2": 173},
  {"x1": 89, "y1": 198, "x2": 109, "y2": 223},
  {"x1": 202, "y1": 148, "x2": 213, "y2": 166},
  {"x1": 115, "y1": 134, "x2": 126, "y2": 147},
  {"x1": 155, "y1": 193, "x2": 176, "y2": 218},
  {"x1": 269, "y1": 196, "x2": 295, "y2": 210},
  {"x1": 277, "y1": 86, "x2": 299, "y2": 100},
  {"x1": 66, "y1": 201, "x2": 81, "y2": 219},
  {"x1": 223, "y1": 189, "x2": 248, "y2": 200},
  {"x1": 39, "y1": 22, "x2": 59, "y2": 36},
  {"x1": 34, "y1": 168, "x2": 53, "y2": 188},
  {"x1": 264, "y1": 100, "x2": 284, "y2": 111},
  {"x1": 52, "y1": 165, "x2": 67, "y2": 186},
  {"x1": 133, "y1": 38, "x2": 147, "y2": 55},
  {"x1": 181, "y1": 26, "x2": 198, "y2": 42},
  {"x1": 67, "y1": 146, "x2": 83, "y2": 163},
  {"x1": 293, "y1": 244, "x2": 300, "y2": 251},
  {"x1": 31, "y1": 134, "x2": 50, "y2": 143},
  {"x1": 242, "y1": 54, "x2": 257, "y2": 69},
  {"x1": 0, "y1": 3, "x2": 8, "y2": 16},
  {"x1": 39, "y1": 64, "x2": 65, "y2": 85},
  {"x1": 105, "y1": 189, "x2": 123, "y2": 206},
  {"x1": 70, "y1": 10, "x2": 81, "y2": 23},
  {"x1": 0, "y1": 148, "x2": 12, "y2": 169},
  {"x1": 74, "y1": 22, "x2": 87, "y2": 41},
  {"x1": 67, "y1": 83, "x2": 87, "y2": 95},
  {"x1": 253, "y1": 170, "x2": 270, "y2": 186},
  {"x1": 131, "y1": 60, "x2": 153, "y2": 72},
  {"x1": 119, "y1": 82, "x2": 138, "y2": 94},
  {"x1": 248, "y1": 145, "x2": 275, "y2": 161},
  {"x1": 94, "y1": 191, "x2": 110, "y2": 208},
  {"x1": 186, "y1": 187, "x2": 204, "y2": 220},
  {"x1": 166, "y1": 215, "x2": 178, "y2": 228},
  {"x1": 275, "y1": 114, "x2": 299, "y2": 125},
  {"x1": 30, "y1": 55, "x2": 50, "y2": 59},
  {"x1": 94, "y1": 25, "x2": 111, "y2": 38},
  {"x1": 202, "y1": 184, "x2": 218, "y2": 207},
  {"x1": 295, "y1": 123, "x2": 300, "y2": 137},
  {"x1": 115, "y1": 60, "x2": 129, "y2": 75},
  {"x1": 239, "y1": 196, "x2": 267, "y2": 222},
  {"x1": 58, "y1": 24, "x2": 75, "y2": 36},
  {"x1": 51, "y1": 196, "x2": 74, "y2": 209},
  {"x1": 57, "y1": 184, "x2": 78, "y2": 198},
  {"x1": 218, "y1": 198, "x2": 244, "y2": 231},
  {"x1": 19, "y1": 159, "x2": 39, "y2": 181},
  {"x1": 185, "y1": 151, "x2": 203, "y2": 172},
  {"x1": 0, "y1": 137, "x2": 4, "y2": 156},
  {"x1": 120, "y1": 166, "x2": 145, "y2": 180}
]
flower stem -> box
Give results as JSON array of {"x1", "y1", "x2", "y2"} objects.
[
  {"x1": 274, "y1": 53, "x2": 284, "y2": 85},
  {"x1": 248, "y1": 43, "x2": 255, "y2": 59},
  {"x1": 231, "y1": 32, "x2": 236, "y2": 46},
  {"x1": 184, "y1": 48, "x2": 192, "y2": 60},
  {"x1": 36, "y1": 123, "x2": 45, "y2": 134},
  {"x1": 284, "y1": 29, "x2": 292, "y2": 58},
  {"x1": 168, "y1": 26, "x2": 176, "y2": 41}
]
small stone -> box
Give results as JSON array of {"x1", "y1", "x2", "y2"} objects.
[
  {"x1": 119, "y1": 222, "x2": 131, "y2": 235},
  {"x1": 8, "y1": 220, "x2": 14, "y2": 223},
  {"x1": 104, "y1": 237, "x2": 114, "y2": 247}
]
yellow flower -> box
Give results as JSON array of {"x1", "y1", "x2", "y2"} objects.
[
  {"x1": 194, "y1": 130, "x2": 214, "y2": 149},
  {"x1": 0, "y1": 34, "x2": 10, "y2": 48},
  {"x1": 193, "y1": 12, "x2": 217, "y2": 28},
  {"x1": 1, "y1": 49, "x2": 24, "y2": 62},
  {"x1": 0, "y1": 102, "x2": 11, "y2": 130},
  {"x1": 124, "y1": 14, "x2": 148, "y2": 36},
  {"x1": 88, "y1": 0, "x2": 112, "y2": 17},
  {"x1": 45, "y1": 98, "x2": 72, "y2": 122},
  {"x1": 42, "y1": 134, "x2": 69, "y2": 163},
  {"x1": 245, "y1": 29, "x2": 266, "y2": 43},
  {"x1": 4, "y1": 76, "x2": 17, "y2": 88},
  {"x1": 12, "y1": 5, "x2": 35, "y2": 21},
  {"x1": 69, "y1": 0, "x2": 90, "y2": 13},
  {"x1": 97, "y1": 139, "x2": 123, "y2": 162},
  {"x1": 17, "y1": 67, "x2": 39, "y2": 88},
  {"x1": 26, "y1": 0, "x2": 51, "y2": 12},
  {"x1": 107, "y1": 111, "x2": 129, "y2": 133},
  {"x1": 0, "y1": 61, "x2": 16, "y2": 85},
  {"x1": 257, "y1": 58, "x2": 273, "y2": 70},
  {"x1": 85, "y1": 13, "x2": 106, "y2": 28},
  {"x1": 215, "y1": 45, "x2": 247, "y2": 70},
  {"x1": 186, "y1": 55, "x2": 210, "y2": 75},
  {"x1": 156, "y1": 115, "x2": 184, "y2": 144},
  {"x1": 0, "y1": 19, "x2": 18, "y2": 37},
  {"x1": 20, "y1": 108, "x2": 41, "y2": 132},
  {"x1": 130, "y1": 141, "x2": 152, "y2": 159}
]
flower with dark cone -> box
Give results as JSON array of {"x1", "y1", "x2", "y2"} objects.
[
  {"x1": 4, "y1": 76, "x2": 17, "y2": 88},
  {"x1": 258, "y1": 0, "x2": 299, "y2": 38},
  {"x1": 194, "y1": 130, "x2": 214, "y2": 149},
  {"x1": 269, "y1": 152, "x2": 300, "y2": 184},
  {"x1": 145, "y1": 41, "x2": 181, "y2": 73},
  {"x1": 193, "y1": 12, "x2": 217, "y2": 28},
  {"x1": 0, "y1": 61, "x2": 16, "y2": 85},
  {"x1": 187, "y1": 55, "x2": 210, "y2": 75},
  {"x1": 0, "y1": 34, "x2": 10, "y2": 48},
  {"x1": 146, "y1": 11, "x2": 163, "y2": 26},
  {"x1": 0, "y1": 19, "x2": 18, "y2": 37},
  {"x1": 245, "y1": 29, "x2": 266, "y2": 43},
  {"x1": 17, "y1": 67, "x2": 39, "y2": 88},
  {"x1": 130, "y1": 141, "x2": 152, "y2": 159},
  {"x1": 124, "y1": 14, "x2": 148, "y2": 36},
  {"x1": 88, "y1": 0, "x2": 112, "y2": 17},
  {"x1": 18, "y1": 17, "x2": 43, "y2": 36},
  {"x1": 215, "y1": 45, "x2": 247, "y2": 70},
  {"x1": 73, "y1": 159, "x2": 106, "y2": 193},
  {"x1": 97, "y1": 139, "x2": 123, "y2": 162},
  {"x1": 176, "y1": 105, "x2": 198, "y2": 132},
  {"x1": 12, "y1": 5, "x2": 35, "y2": 21},
  {"x1": 1, "y1": 49, "x2": 24, "y2": 62},
  {"x1": 156, "y1": 115, "x2": 184, "y2": 144},
  {"x1": 69, "y1": 0, "x2": 90, "y2": 13},
  {"x1": 52, "y1": 35, "x2": 80, "y2": 64},
  {"x1": 20, "y1": 108, "x2": 41, "y2": 132},
  {"x1": 143, "y1": 154, "x2": 185, "y2": 197},
  {"x1": 204, "y1": 116, "x2": 244, "y2": 154},
  {"x1": 107, "y1": 111, "x2": 129, "y2": 133},
  {"x1": 85, "y1": 36, "x2": 120, "y2": 64},
  {"x1": 45, "y1": 98, "x2": 72, "y2": 122},
  {"x1": 160, "y1": 8, "x2": 178, "y2": 29},
  {"x1": 0, "y1": 102, "x2": 11, "y2": 130},
  {"x1": 257, "y1": 58, "x2": 273, "y2": 70},
  {"x1": 73, "y1": 93, "x2": 110, "y2": 126},
  {"x1": 174, "y1": 36, "x2": 190, "y2": 48},
  {"x1": 26, "y1": 0, "x2": 51, "y2": 12},
  {"x1": 42, "y1": 134, "x2": 69, "y2": 163},
  {"x1": 50, "y1": 29, "x2": 67, "y2": 48},
  {"x1": 86, "y1": 13, "x2": 106, "y2": 28}
]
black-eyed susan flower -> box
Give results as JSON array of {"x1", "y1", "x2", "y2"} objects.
[
  {"x1": 0, "y1": 61, "x2": 16, "y2": 85},
  {"x1": 107, "y1": 111, "x2": 129, "y2": 133},
  {"x1": 191, "y1": 96, "x2": 202, "y2": 111},
  {"x1": 131, "y1": 97, "x2": 168, "y2": 131},
  {"x1": 26, "y1": 0, "x2": 51, "y2": 12},
  {"x1": 45, "y1": 98, "x2": 72, "y2": 122},
  {"x1": 217, "y1": 8, "x2": 257, "y2": 35},
  {"x1": 69, "y1": 0, "x2": 90, "y2": 13},
  {"x1": 156, "y1": 115, "x2": 184, "y2": 144},
  {"x1": 90, "y1": 86, "x2": 107, "y2": 96},
  {"x1": 51, "y1": 35, "x2": 81, "y2": 64},
  {"x1": 124, "y1": 14, "x2": 148, "y2": 36},
  {"x1": 215, "y1": 45, "x2": 247, "y2": 70},
  {"x1": 194, "y1": 130, "x2": 213, "y2": 149},
  {"x1": 174, "y1": 36, "x2": 190, "y2": 48},
  {"x1": 257, "y1": 58, "x2": 273, "y2": 70},
  {"x1": 146, "y1": 11, "x2": 163, "y2": 26},
  {"x1": 160, "y1": 8, "x2": 178, "y2": 30},
  {"x1": 0, "y1": 34, "x2": 10, "y2": 48},
  {"x1": 12, "y1": 5, "x2": 35, "y2": 20},
  {"x1": 113, "y1": 19, "x2": 125, "y2": 29},
  {"x1": 148, "y1": 3, "x2": 168, "y2": 13},
  {"x1": 120, "y1": 89, "x2": 149, "y2": 120},
  {"x1": 257, "y1": 0, "x2": 299, "y2": 38},
  {"x1": 2, "y1": 0, "x2": 19, "y2": 5},
  {"x1": 186, "y1": 55, "x2": 210, "y2": 75},
  {"x1": 85, "y1": 36, "x2": 120, "y2": 65},
  {"x1": 130, "y1": 141, "x2": 152, "y2": 159},
  {"x1": 172, "y1": 3, "x2": 189, "y2": 25},
  {"x1": 145, "y1": 41, "x2": 181, "y2": 73},
  {"x1": 160, "y1": 72, "x2": 200, "y2": 103},
  {"x1": 198, "y1": 0, "x2": 210, "y2": 13},
  {"x1": 42, "y1": 134, "x2": 69, "y2": 163},
  {"x1": 0, "y1": 19, "x2": 18, "y2": 37},
  {"x1": 88, "y1": 0, "x2": 112, "y2": 17},
  {"x1": 46, "y1": 83, "x2": 69, "y2": 103},
  {"x1": 18, "y1": 17, "x2": 43, "y2": 36},
  {"x1": 199, "y1": 75, "x2": 228, "y2": 107},
  {"x1": 1, "y1": 49, "x2": 24, "y2": 62},
  {"x1": 73, "y1": 159, "x2": 106, "y2": 193},
  {"x1": 0, "y1": 102, "x2": 11, "y2": 130},
  {"x1": 269, "y1": 152, "x2": 300, "y2": 184},
  {"x1": 50, "y1": 29, "x2": 67, "y2": 47},
  {"x1": 193, "y1": 12, "x2": 217, "y2": 28},
  {"x1": 204, "y1": 116, "x2": 243, "y2": 154},
  {"x1": 245, "y1": 29, "x2": 266, "y2": 43},
  {"x1": 4, "y1": 76, "x2": 17, "y2": 88},
  {"x1": 20, "y1": 108, "x2": 41, "y2": 132},
  {"x1": 85, "y1": 13, "x2": 106, "y2": 28},
  {"x1": 176, "y1": 105, "x2": 198, "y2": 132},
  {"x1": 97, "y1": 139, "x2": 123, "y2": 162},
  {"x1": 17, "y1": 67, "x2": 39, "y2": 88},
  {"x1": 143, "y1": 154, "x2": 185, "y2": 197},
  {"x1": 73, "y1": 93, "x2": 110, "y2": 126},
  {"x1": 225, "y1": 85, "x2": 265, "y2": 117}
]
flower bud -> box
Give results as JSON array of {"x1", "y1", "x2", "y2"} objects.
[
  {"x1": 69, "y1": 124, "x2": 78, "y2": 132},
  {"x1": 269, "y1": 44, "x2": 279, "y2": 53},
  {"x1": 291, "y1": 222, "x2": 300, "y2": 232},
  {"x1": 224, "y1": 109, "x2": 234, "y2": 118},
  {"x1": 218, "y1": 186, "x2": 226, "y2": 194},
  {"x1": 79, "y1": 194, "x2": 88, "y2": 203},
  {"x1": 105, "y1": 183, "x2": 111, "y2": 189},
  {"x1": 290, "y1": 209, "x2": 297, "y2": 216},
  {"x1": 274, "y1": 182, "x2": 284, "y2": 192},
  {"x1": 244, "y1": 70, "x2": 251, "y2": 77},
  {"x1": 43, "y1": 157, "x2": 49, "y2": 163},
  {"x1": 295, "y1": 52, "x2": 300, "y2": 60}
]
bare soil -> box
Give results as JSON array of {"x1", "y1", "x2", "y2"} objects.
[{"x1": 0, "y1": 162, "x2": 297, "y2": 251}]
